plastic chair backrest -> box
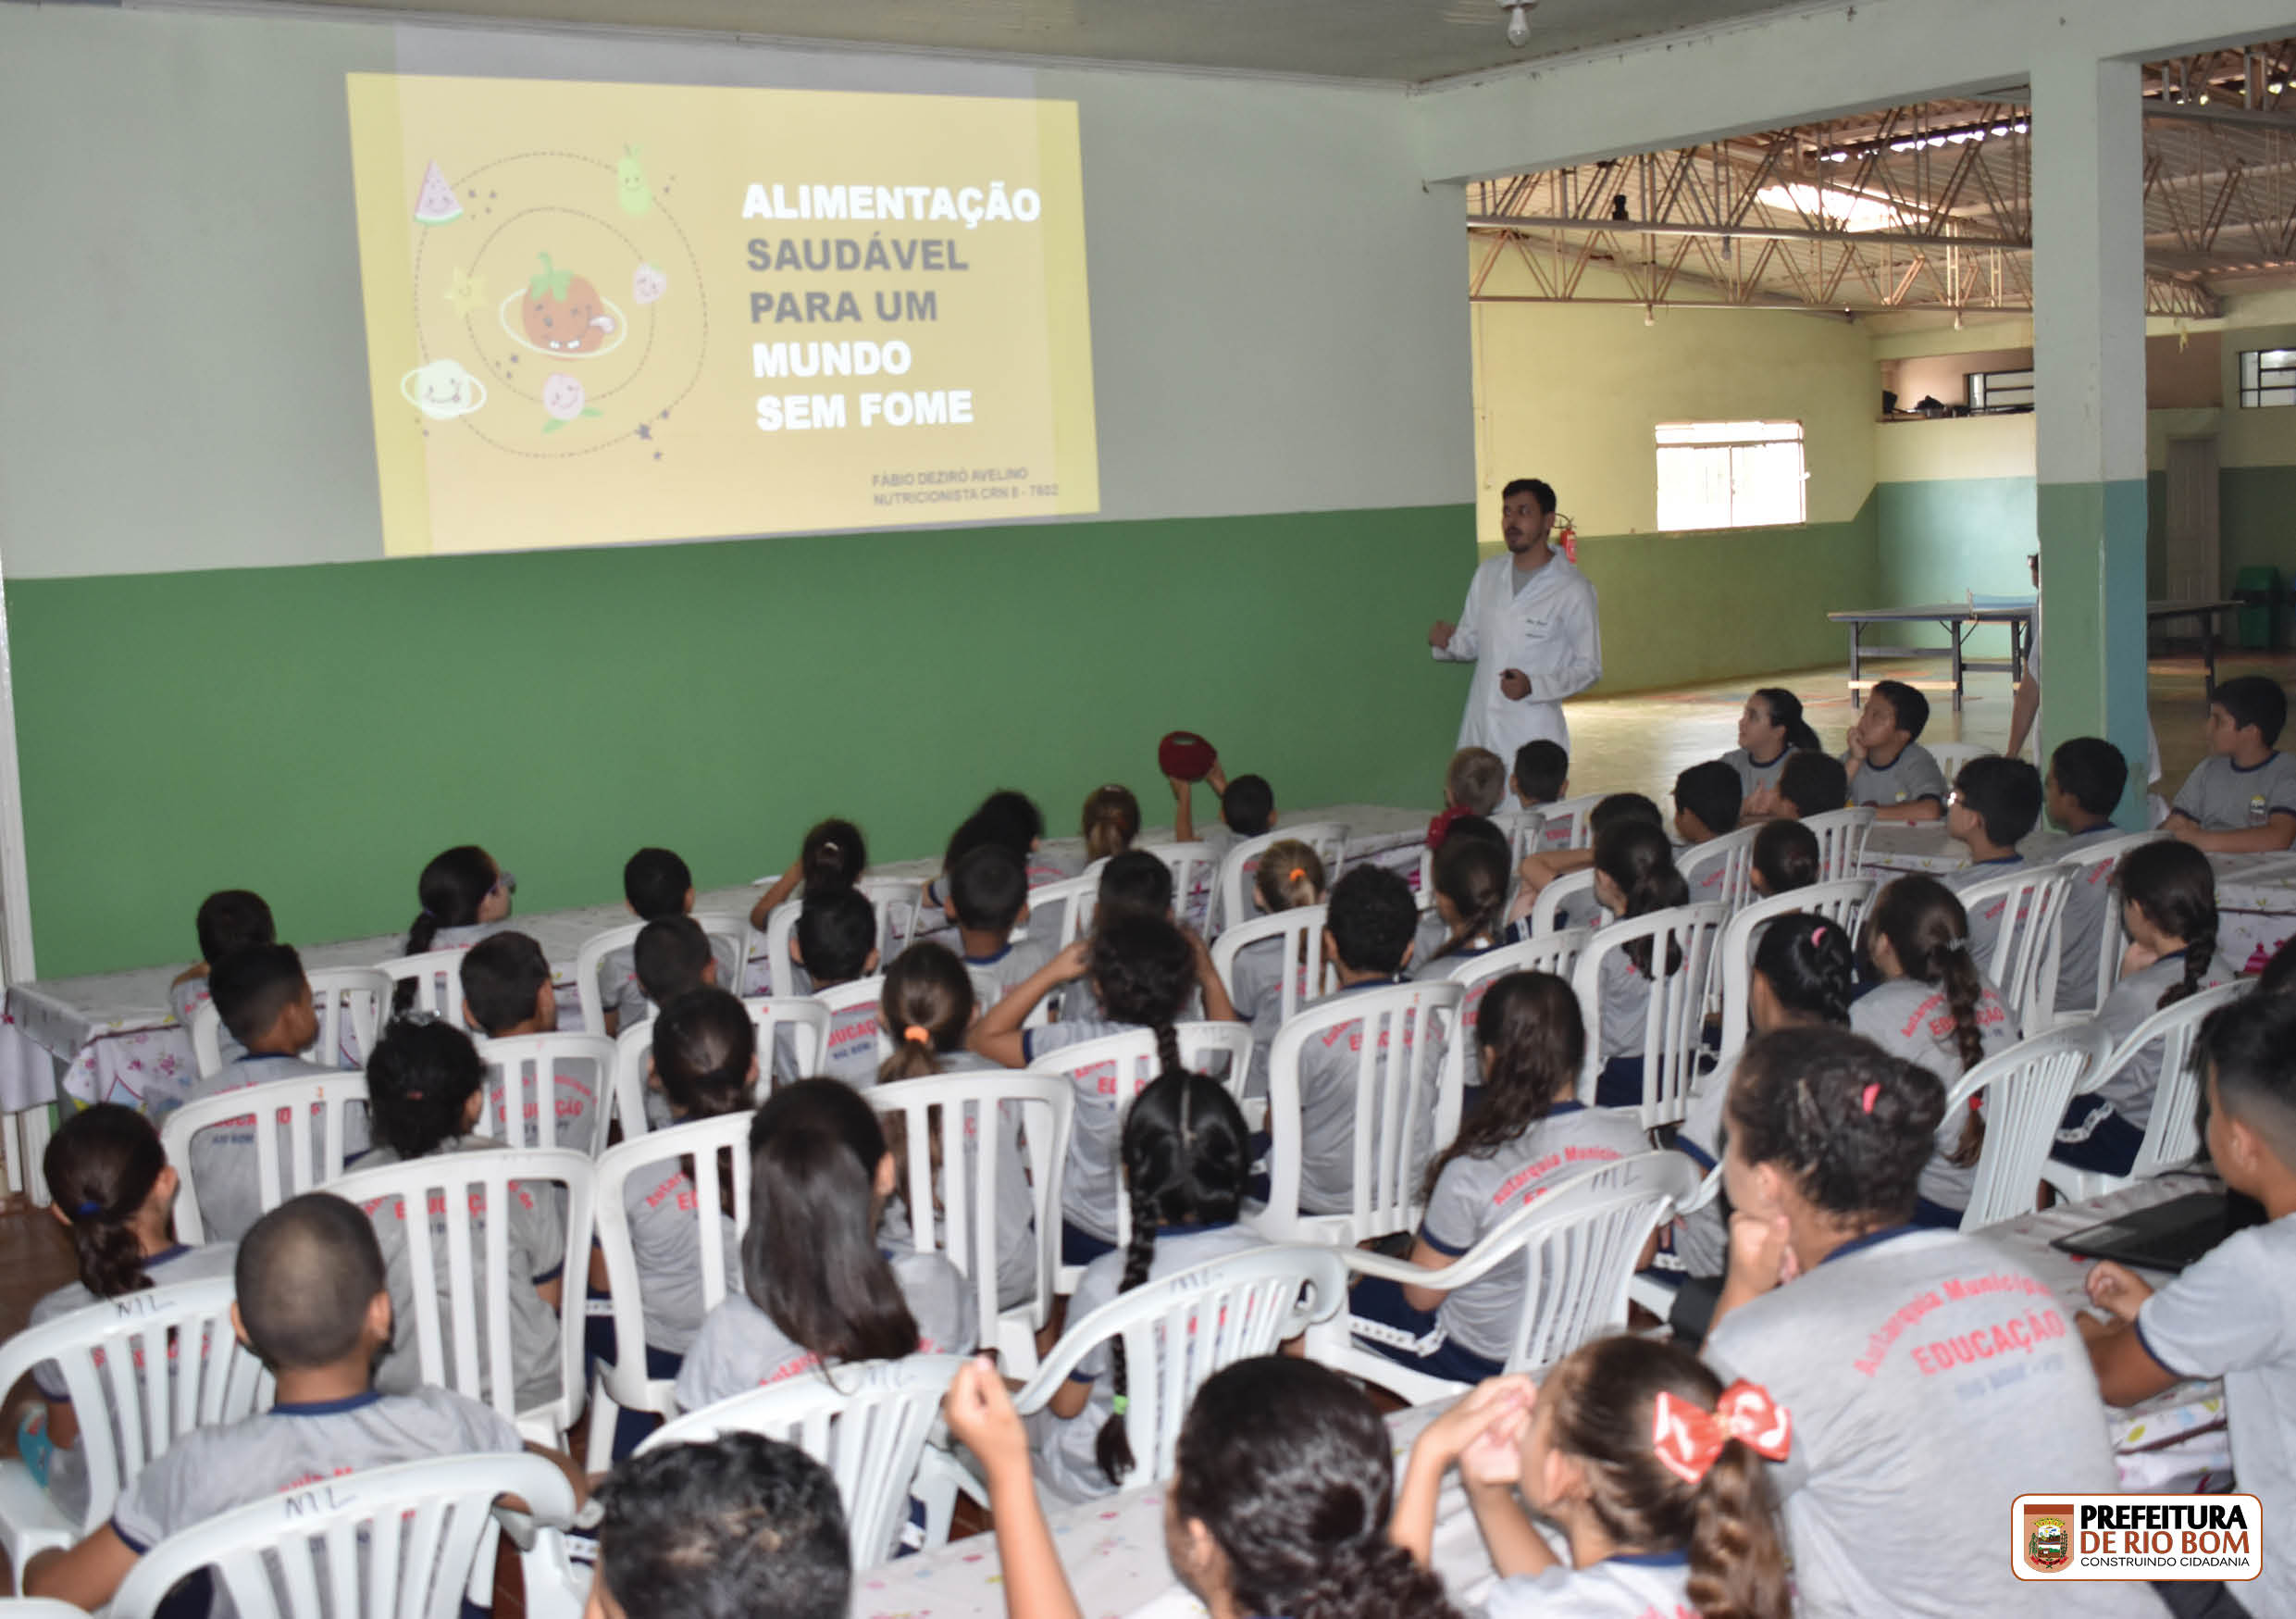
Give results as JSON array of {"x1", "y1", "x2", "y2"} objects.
[
  {"x1": 1714, "y1": 880, "x2": 1874, "y2": 1071},
  {"x1": 0, "y1": 1277, "x2": 274, "y2": 1535},
  {"x1": 1435, "y1": 931, "x2": 1590, "y2": 1147},
  {"x1": 859, "y1": 878, "x2": 926, "y2": 959},
  {"x1": 1492, "y1": 807, "x2": 1547, "y2": 863},
  {"x1": 1137, "y1": 841, "x2": 1220, "y2": 931},
  {"x1": 1676, "y1": 826, "x2": 1760, "y2": 916},
  {"x1": 1530, "y1": 868, "x2": 1607, "y2": 936},
  {"x1": 610, "y1": 1018, "x2": 656, "y2": 1139},
  {"x1": 1022, "y1": 871, "x2": 1099, "y2": 951},
  {"x1": 161, "y1": 1073, "x2": 373, "y2": 1245},
  {"x1": 572, "y1": 915, "x2": 748, "y2": 1036},
  {"x1": 815, "y1": 976, "x2": 887, "y2": 1074},
  {"x1": 1952, "y1": 866, "x2": 2076, "y2": 1036},
  {"x1": 641, "y1": 1356, "x2": 967, "y2": 1568},
  {"x1": 1260, "y1": 981, "x2": 1464, "y2": 1245},
  {"x1": 1926, "y1": 742, "x2": 1997, "y2": 778},
  {"x1": 1570, "y1": 903, "x2": 1727, "y2": 1127},
  {"x1": 1802, "y1": 808, "x2": 1878, "y2": 884},
  {"x1": 1020, "y1": 1247, "x2": 1347, "y2": 1488},
  {"x1": 867, "y1": 1074, "x2": 1074, "y2": 1361},
  {"x1": 105, "y1": 1452, "x2": 576, "y2": 1619},
  {"x1": 189, "y1": 967, "x2": 389, "y2": 1080},
  {"x1": 376, "y1": 950, "x2": 470, "y2": 1024},
  {"x1": 590, "y1": 1112, "x2": 757, "y2": 1421},
  {"x1": 1213, "y1": 823, "x2": 1348, "y2": 938},
  {"x1": 1210, "y1": 905, "x2": 1334, "y2": 1028},
  {"x1": 327, "y1": 1146, "x2": 593, "y2": 1438},
  {"x1": 2052, "y1": 831, "x2": 2167, "y2": 1015},
  {"x1": 474, "y1": 1032, "x2": 616, "y2": 1156},
  {"x1": 2089, "y1": 980, "x2": 2251, "y2": 1179},
  {"x1": 1946, "y1": 1024, "x2": 2110, "y2": 1230},
  {"x1": 1486, "y1": 1153, "x2": 1698, "y2": 1373},
  {"x1": 738, "y1": 997, "x2": 834, "y2": 1098},
  {"x1": 2, "y1": 1600, "x2": 98, "y2": 1619}
]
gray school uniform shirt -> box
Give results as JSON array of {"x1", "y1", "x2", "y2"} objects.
[
  {"x1": 2170, "y1": 750, "x2": 2296, "y2": 831},
  {"x1": 1417, "y1": 1103, "x2": 1649, "y2": 1364},
  {"x1": 1226, "y1": 932, "x2": 1297, "y2": 1092},
  {"x1": 354, "y1": 1136, "x2": 567, "y2": 1416},
  {"x1": 184, "y1": 1054, "x2": 368, "y2": 1244},
  {"x1": 1594, "y1": 940, "x2": 1653, "y2": 1063},
  {"x1": 1022, "y1": 1015, "x2": 1140, "y2": 1241},
  {"x1": 961, "y1": 938, "x2": 1054, "y2": 1013},
  {"x1": 170, "y1": 975, "x2": 247, "y2": 1068},
  {"x1": 1845, "y1": 741, "x2": 1947, "y2": 810},
  {"x1": 1482, "y1": 1551, "x2": 1695, "y2": 1619},
  {"x1": 480, "y1": 1047, "x2": 602, "y2": 1152},
  {"x1": 30, "y1": 1242, "x2": 241, "y2": 1526},
  {"x1": 2088, "y1": 951, "x2": 2232, "y2": 1132},
  {"x1": 2040, "y1": 824, "x2": 2123, "y2": 1015},
  {"x1": 2137, "y1": 1211, "x2": 2296, "y2": 1619},
  {"x1": 428, "y1": 920, "x2": 515, "y2": 952},
  {"x1": 1940, "y1": 853, "x2": 2029, "y2": 980},
  {"x1": 1287, "y1": 978, "x2": 1444, "y2": 1217},
  {"x1": 772, "y1": 998, "x2": 883, "y2": 1089},
  {"x1": 1849, "y1": 975, "x2": 2017, "y2": 1213},
  {"x1": 1027, "y1": 1222, "x2": 1266, "y2": 1501},
  {"x1": 597, "y1": 937, "x2": 743, "y2": 1034},
  {"x1": 617, "y1": 1144, "x2": 743, "y2": 1357},
  {"x1": 1721, "y1": 744, "x2": 1793, "y2": 803},
  {"x1": 886, "y1": 1049, "x2": 1040, "y2": 1313},
  {"x1": 1706, "y1": 1226, "x2": 2160, "y2": 1619},
  {"x1": 1671, "y1": 1051, "x2": 1739, "y2": 1278}
]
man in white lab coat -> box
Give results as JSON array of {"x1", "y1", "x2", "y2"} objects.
[{"x1": 1428, "y1": 478, "x2": 1603, "y2": 755}]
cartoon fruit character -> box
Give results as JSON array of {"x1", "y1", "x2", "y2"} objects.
[
  {"x1": 444, "y1": 267, "x2": 486, "y2": 317},
  {"x1": 540, "y1": 373, "x2": 602, "y2": 432},
  {"x1": 617, "y1": 145, "x2": 653, "y2": 216},
  {"x1": 414, "y1": 160, "x2": 462, "y2": 226},
  {"x1": 632, "y1": 262, "x2": 667, "y2": 305},
  {"x1": 399, "y1": 358, "x2": 487, "y2": 420},
  {"x1": 523, "y1": 254, "x2": 611, "y2": 354}
]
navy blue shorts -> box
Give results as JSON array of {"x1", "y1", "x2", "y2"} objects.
[{"x1": 1347, "y1": 1273, "x2": 1506, "y2": 1384}]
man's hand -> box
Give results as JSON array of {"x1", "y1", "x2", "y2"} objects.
[
  {"x1": 1429, "y1": 620, "x2": 1456, "y2": 651},
  {"x1": 1499, "y1": 668, "x2": 1532, "y2": 702}
]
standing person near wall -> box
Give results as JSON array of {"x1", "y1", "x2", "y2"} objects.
[{"x1": 1428, "y1": 478, "x2": 1603, "y2": 756}]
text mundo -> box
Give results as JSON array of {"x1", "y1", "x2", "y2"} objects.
[{"x1": 751, "y1": 341, "x2": 969, "y2": 432}]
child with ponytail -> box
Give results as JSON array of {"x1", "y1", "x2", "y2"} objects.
[
  {"x1": 1026, "y1": 1070, "x2": 1259, "y2": 1500},
  {"x1": 1731, "y1": 686, "x2": 1823, "y2": 811},
  {"x1": 947, "y1": 1354, "x2": 1460, "y2": 1619},
  {"x1": 1849, "y1": 876, "x2": 2016, "y2": 1226},
  {"x1": 2052, "y1": 840, "x2": 2229, "y2": 1177},
  {"x1": 396, "y1": 845, "x2": 515, "y2": 1010},
  {"x1": 21, "y1": 1106, "x2": 238, "y2": 1521},
  {"x1": 1228, "y1": 838, "x2": 1327, "y2": 1084},
  {"x1": 1079, "y1": 784, "x2": 1141, "y2": 864},
  {"x1": 1396, "y1": 1337, "x2": 1793, "y2": 1619},
  {"x1": 1589, "y1": 820, "x2": 1693, "y2": 1109},
  {"x1": 1411, "y1": 822, "x2": 1511, "y2": 980}
]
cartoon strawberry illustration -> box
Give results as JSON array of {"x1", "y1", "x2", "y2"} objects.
[
  {"x1": 523, "y1": 254, "x2": 609, "y2": 354},
  {"x1": 632, "y1": 262, "x2": 667, "y2": 305},
  {"x1": 541, "y1": 373, "x2": 602, "y2": 432}
]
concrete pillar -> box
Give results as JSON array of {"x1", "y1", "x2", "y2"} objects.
[{"x1": 2029, "y1": 56, "x2": 2152, "y2": 823}]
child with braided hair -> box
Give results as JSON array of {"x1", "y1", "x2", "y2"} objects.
[
  {"x1": 2052, "y1": 840, "x2": 2229, "y2": 1177},
  {"x1": 1410, "y1": 820, "x2": 1512, "y2": 979},
  {"x1": 1024, "y1": 1069, "x2": 1260, "y2": 1500}
]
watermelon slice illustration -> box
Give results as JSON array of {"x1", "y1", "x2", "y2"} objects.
[{"x1": 414, "y1": 160, "x2": 463, "y2": 226}]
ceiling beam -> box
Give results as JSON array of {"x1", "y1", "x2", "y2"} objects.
[{"x1": 1467, "y1": 215, "x2": 2026, "y2": 250}]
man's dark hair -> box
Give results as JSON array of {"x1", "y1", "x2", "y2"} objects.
[
  {"x1": 595, "y1": 1434, "x2": 850, "y2": 1619},
  {"x1": 2204, "y1": 992, "x2": 2296, "y2": 1165},
  {"x1": 1511, "y1": 740, "x2": 1569, "y2": 803},
  {"x1": 235, "y1": 1193, "x2": 387, "y2": 1370},
  {"x1": 1500, "y1": 477, "x2": 1557, "y2": 516},
  {"x1": 1673, "y1": 762, "x2": 1743, "y2": 838},
  {"x1": 1953, "y1": 755, "x2": 2043, "y2": 848},
  {"x1": 2214, "y1": 675, "x2": 2289, "y2": 747},
  {"x1": 2050, "y1": 737, "x2": 2128, "y2": 818},
  {"x1": 459, "y1": 931, "x2": 551, "y2": 1037},
  {"x1": 1779, "y1": 751, "x2": 1850, "y2": 816},
  {"x1": 796, "y1": 889, "x2": 876, "y2": 985},
  {"x1": 949, "y1": 844, "x2": 1028, "y2": 935},
  {"x1": 195, "y1": 890, "x2": 276, "y2": 966},
  {"x1": 210, "y1": 942, "x2": 306, "y2": 1047},
  {"x1": 637, "y1": 915, "x2": 714, "y2": 1006},
  {"x1": 624, "y1": 847, "x2": 693, "y2": 922},
  {"x1": 1222, "y1": 775, "x2": 1276, "y2": 838},
  {"x1": 1870, "y1": 679, "x2": 1931, "y2": 743},
  {"x1": 1325, "y1": 866, "x2": 1416, "y2": 975}
]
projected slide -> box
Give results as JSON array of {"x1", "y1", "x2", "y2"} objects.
[{"x1": 345, "y1": 74, "x2": 1098, "y2": 556}]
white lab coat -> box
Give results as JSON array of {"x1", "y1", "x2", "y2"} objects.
[{"x1": 1433, "y1": 552, "x2": 1603, "y2": 755}]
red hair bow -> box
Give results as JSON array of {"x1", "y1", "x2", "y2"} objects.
[{"x1": 1650, "y1": 1382, "x2": 1793, "y2": 1485}]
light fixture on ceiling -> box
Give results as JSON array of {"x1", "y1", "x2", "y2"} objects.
[
  {"x1": 1501, "y1": 0, "x2": 1535, "y2": 48},
  {"x1": 2272, "y1": 72, "x2": 2288, "y2": 95}
]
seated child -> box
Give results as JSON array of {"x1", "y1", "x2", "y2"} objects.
[
  {"x1": 1705, "y1": 1027, "x2": 2152, "y2": 1619},
  {"x1": 1225, "y1": 841, "x2": 1328, "y2": 1083},
  {"x1": 1428, "y1": 746, "x2": 1507, "y2": 849},
  {"x1": 1509, "y1": 738, "x2": 1570, "y2": 811},
  {"x1": 2042, "y1": 735, "x2": 2131, "y2": 1015},
  {"x1": 1028, "y1": 1072, "x2": 1263, "y2": 1500},
  {"x1": 1848, "y1": 876, "x2": 2016, "y2": 1226},
  {"x1": 943, "y1": 843, "x2": 1051, "y2": 1010},
  {"x1": 2081, "y1": 992, "x2": 2296, "y2": 1619},
  {"x1": 181, "y1": 943, "x2": 362, "y2": 1241},
  {"x1": 588, "y1": 1433, "x2": 850, "y2": 1619},
  {"x1": 748, "y1": 819, "x2": 868, "y2": 989},
  {"x1": 1673, "y1": 759, "x2": 1744, "y2": 908},
  {"x1": 1843, "y1": 679, "x2": 1947, "y2": 822},
  {"x1": 1939, "y1": 753, "x2": 2043, "y2": 977},
  {"x1": 775, "y1": 889, "x2": 882, "y2": 1088},
  {"x1": 1052, "y1": 849, "x2": 1182, "y2": 1024},
  {"x1": 1586, "y1": 822, "x2": 1693, "y2": 1111},
  {"x1": 2052, "y1": 841, "x2": 2228, "y2": 1177},
  {"x1": 946, "y1": 1354, "x2": 1459, "y2": 1619},
  {"x1": 922, "y1": 795, "x2": 1065, "y2": 928},
  {"x1": 1749, "y1": 818, "x2": 1820, "y2": 899},
  {"x1": 1728, "y1": 685, "x2": 1823, "y2": 804},
  {"x1": 1774, "y1": 750, "x2": 1849, "y2": 818},
  {"x1": 462, "y1": 930, "x2": 599, "y2": 1152},
  {"x1": 1410, "y1": 824, "x2": 1510, "y2": 984},
  {"x1": 354, "y1": 1018, "x2": 567, "y2": 1414},
  {"x1": 1080, "y1": 783, "x2": 1141, "y2": 864},
  {"x1": 630, "y1": 917, "x2": 720, "y2": 1127},
  {"x1": 403, "y1": 844, "x2": 515, "y2": 953},
  {"x1": 1506, "y1": 791, "x2": 1665, "y2": 928},
  {"x1": 1176, "y1": 766, "x2": 1277, "y2": 929},
  {"x1": 1349, "y1": 972, "x2": 1644, "y2": 1384},
  {"x1": 599, "y1": 847, "x2": 736, "y2": 1035},
  {"x1": 2166, "y1": 673, "x2": 2296, "y2": 853},
  {"x1": 1396, "y1": 1337, "x2": 1792, "y2": 1619},
  {"x1": 168, "y1": 889, "x2": 274, "y2": 1068},
  {"x1": 19, "y1": 1106, "x2": 240, "y2": 1525},
  {"x1": 23, "y1": 1191, "x2": 561, "y2": 1613}
]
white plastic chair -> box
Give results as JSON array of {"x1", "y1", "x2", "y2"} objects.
[
  {"x1": 105, "y1": 1451, "x2": 579, "y2": 1619},
  {"x1": 1529, "y1": 868, "x2": 1607, "y2": 936},
  {"x1": 1256, "y1": 981, "x2": 1464, "y2": 1247},
  {"x1": 869, "y1": 1074, "x2": 1073, "y2": 1377},
  {"x1": 1952, "y1": 866, "x2": 2075, "y2": 1037},
  {"x1": 860, "y1": 878, "x2": 927, "y2": 959},
  {"x1": 586, "y1": 1111, "x2": 756, "y2": 1463},
  {"x1": 1212, "y1": 823, "x2": 1347, "y2": 938},
  {"x1": 738, "y1": 997, "x2": 834, "y2": 1096},
  {"x1": 1005, "y1": 1246, "x2": 1347, "y2": 1501},
  {"x1": 1136, "y1": 841, "x2": 1220, "y2": 930},
  {"x1": 328, "y1": 1146, "x2": 593, "y2": 1444},
  {"x1": 1535, "y1": 794, "x2": 1605, "y2": 851},
  {"x1": 0, "y1": 1276, "x2": 275, "y2": 1578},
  {"x1": 1308, "y1": 1152, "x2": 1696, "y2": 1407},
  {"x1": 572, "y1": 914, "x2": 749, "y2": 1037},
  {"x1": 815, "y1": 976, "x2": 887, "y2": 1076},
  {"x1": 607, "y1": 1017, "x2": 659, "y2": 1139},
  {"x1": 1571, "y1": 903, "x2": 1727, "y2": 1128},
  {"x1": 161, "y1": 1072, "x2": 373, "y2": 1245},
  {"x1": 1803, "y1": 807, "x2": 1878, "y2": 883},
  {"x1": 2047, "y1": 831, "x2": 2167, "y2": 1026},
  {"x1": 475, "y1": 1032, "x2": 616, "y2": 1156},
  {"x1": 1676, "y1": 825, "x2": 1759, "y2": 916},
  {"x1": 1713, "y1": 880, "x2": 1874, "y2": 1071},
  {"x1": 1437, "y1": 931, "x2": 1590, "y2": 1145},
  {"x1": 1210, "y1": 904, "x2": 1336, "y2": 1090},
  {"x1": 1493, "y1": 808, "x2": 1547, "y2": 863},
  {"x1": 1926, "y1": 741, "x2": 1997, "y2": 779},
  {"x1": 642, "y1": 1356, "x2": 966, "y2": 1568},
  {"x1": 377, "y1": 950, "x2": 470, "y2": 1024},
  {"x1": 2042, "y1": 981, "x2": 2251, "y2": 1202},
  {"x1": 1020, "y1": 871, "x2": 1099, "y2": 952},
  {"x1": 0, "y1": 1600, "x2": 96, "y2": 1619},
  {"x1": 188, "y1": 967, "x2": 390, "y2": 1080},
  {"x1": 1946, "y1": 1023, "x2": 2110, "y2": 1231}
]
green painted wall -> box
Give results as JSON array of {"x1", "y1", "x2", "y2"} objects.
[
  {"x1": 1871, "y1": 476, "x2": 2036, "y2": 654},
  {"x1": 16, "y1": 505, "x2": 1475, "y2": 977},
  {"x1": 2220, "y1": 466, "x2": 2296, "y2": 605}
]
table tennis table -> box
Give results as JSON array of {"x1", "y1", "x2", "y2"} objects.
[{"x1": 1826, "y1": 599, "x2": 2241, "y2": 712}]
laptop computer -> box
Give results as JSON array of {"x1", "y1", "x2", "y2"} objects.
[{"x1": 2049, "y1": 1189, "x2": 2265, "y2": 1274}]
